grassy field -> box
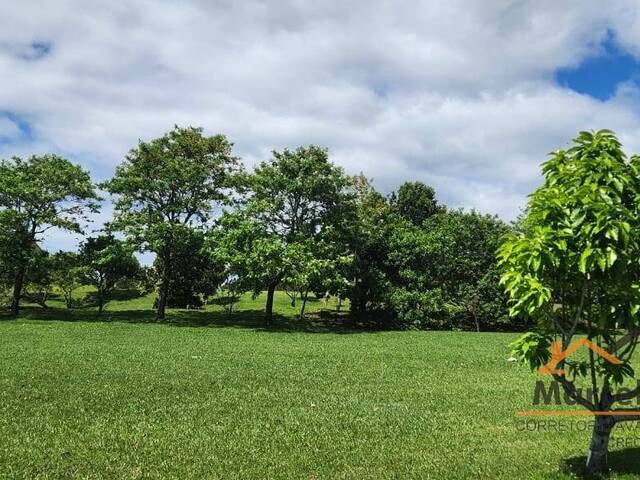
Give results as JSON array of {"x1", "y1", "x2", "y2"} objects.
[{"x1": 2, "y1": 291, "x2": 640, "y2": 478}]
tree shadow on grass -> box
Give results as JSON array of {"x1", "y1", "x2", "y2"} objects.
[
  {"x1": 0, "y1": 305, "x2": 369, "y2": 334},
  {"x1": 562, "y1": 448, "x2": 640, "y2": 479}
]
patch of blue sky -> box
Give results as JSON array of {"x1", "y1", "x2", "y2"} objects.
[
  {"x1": 0, "y1": 111, "x2": 33, "y2": 144},
  {"x1": 556, "y1": 32, "x2": 640, "y2": 101}
]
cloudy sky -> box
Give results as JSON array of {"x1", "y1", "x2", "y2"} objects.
[{"x1": 2, "y1": 1, "x2": 640, "y2": 252}]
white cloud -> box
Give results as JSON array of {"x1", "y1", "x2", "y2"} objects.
[{"x1": 1, "y1": 0, "x2": 640, "y2": 252}]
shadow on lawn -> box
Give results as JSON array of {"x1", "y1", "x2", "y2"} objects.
[
  {"x1": 0, "y1": 305, "x2": 366, "y2": 334},
  {"x1": 562, "y1": 448, "x2": 640, "y2": 478}
]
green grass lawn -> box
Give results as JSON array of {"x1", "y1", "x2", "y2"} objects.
[{"x1": 2, "y1": 292, "x2": 640, "y2": 478}]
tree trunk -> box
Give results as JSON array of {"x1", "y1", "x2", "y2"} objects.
[
  {"x1": 156, "y1": 251, "x2": 171, "y2": 321},
  {"x1": 40, "y1": 291, "x2": 48, "y2": 309},
  {"x1": 286, "y1": 290, "x2": 297, "y2": 308},
  {"x1": 156, "y1": 281, "x2": 168, "y2": 321},
  {"x1": 586, "y1": 416, "x2": 614, "y2": 473},
  {"x1": 10, "y1": 264, "x2": 25, "y2": 316},
  {"x1": 473, "y1": 312, "x2": 480, "y2": 333},
  {"x1": 98, "y1": 290, "x2": 104, "y2": 314},
  {"x1": 299, "y1": 290, "x2": 309, "y2": 320},
  {"x1": 265, "y1": 281, "x2": 277, "y2": 324}
]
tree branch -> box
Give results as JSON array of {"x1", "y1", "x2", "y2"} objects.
[
  {"x1": 612, "y1": 408, "x2": 640, "y2": 423},
  {"x1": 612, "y1": 384, "x2": 640, "y2": 403},
  {"x1": 552, "y1": 373, "x2": 596, "y2": 411}
]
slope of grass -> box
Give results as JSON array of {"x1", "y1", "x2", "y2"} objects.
[
  {"x1": 2, "y1": 296, "x2": 640, "y2": 478},
  {"x1": 25, "y1": 288, "x2": 349, "y2": 330}
]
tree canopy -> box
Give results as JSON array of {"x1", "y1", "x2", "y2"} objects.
[
  {"x1": 210, "y1": 146, "x2": 352, "y2": 323},
  {"x1": 0, "y1": 154, "x2": 99, "y2": 314},
  {"x1": 392, "y1": 181, "x2": 445, "y2": 225},
  {"x1": 79, "y1": 234, "x2": 140, "y2": 313},
  {"x1": 499, "y1": 130, "x2": 640, "y2": 473},
  {"x1": 102, "y1": 126, "x2": 239, "y2": 319},
  {"x1": 0, "y1": 128, "x2": 515, "y2": 335}
]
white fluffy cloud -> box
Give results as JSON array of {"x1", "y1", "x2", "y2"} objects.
[{"x1": 2, "y1": 0, "x2": 640, "y2": 251}]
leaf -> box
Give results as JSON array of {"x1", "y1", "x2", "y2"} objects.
[
  {"x1": 597, "y1": 255, "x2": 606, "y2": 272},
  {"x1": 579, "y1": 247, "x2": 592, "y2": 273}
]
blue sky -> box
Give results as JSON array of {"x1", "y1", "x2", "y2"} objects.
[
  {"x1": 556, "y1": 32, "x2": 640, "y2": 101},
  {"x1": 2, "y1": 1, "x2": 640, "y2": 254}
]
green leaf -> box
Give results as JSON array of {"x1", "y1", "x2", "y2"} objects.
[{"x1": 579, "y1": 247, "x2": 592, "y2": 273}]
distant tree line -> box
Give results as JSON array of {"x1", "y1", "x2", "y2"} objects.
[{"x1": 0, "y1": 126, "x2": 515, "y2": 330}]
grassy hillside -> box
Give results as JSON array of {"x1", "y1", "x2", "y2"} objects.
[
  {"x1": 13, "y1": 289, "x2": 351, "y2": 332},
  {"x1": 1, "y1": 296, "x2": 640, "y2": 478}
]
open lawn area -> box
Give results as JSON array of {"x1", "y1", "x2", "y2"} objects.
[{"x1": 2, "y1": 294, "x2": 640, "y2": 479}]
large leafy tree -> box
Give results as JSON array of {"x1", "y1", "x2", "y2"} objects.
[
  {"x1": 0, "y1": 210, "x2": 22, "y2": 302},
  {"x1": 79, "y1": 235, "x2": 140, "y2": 313},
  {"x1": 499, "y1": 130, "x2": 640, "y2": 473},
  {"x1": 22, "y1": 248, "x2": 53, "y2": 309},
  {"x1": 342, "y1": 174, "x2": 397, "y2": 323},
  {"x1": 0, "y1": 155, "x2": 99, "y2": 315},
  {"x1": 102, "y1": 126, "x2": 239, "y2": 320},
  {"x1": 389, "y1": 210, "x2": 511, "y2": 330},
  {"x1": 153, "y1": 226, "x2": 225, "y2": 308},
  {"x1": 391, "y1": 181, "x2": 445, "y2": 226},
  {"x1": 211, "y1": 146, "x2": 351, "y2": 324}
]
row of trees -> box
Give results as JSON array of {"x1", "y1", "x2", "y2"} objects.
[{"x1": 0, "y1": 126, "x2": 512, "y2": 329}]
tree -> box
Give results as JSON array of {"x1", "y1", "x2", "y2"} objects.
[
  {"x1": 153, "y1": 226, "x2": 225, "y2": 308},
  {"x1": 0, "y1": 155, "x2": 99, "y2": 315},
  {"x1": 0, "y1": 210, "x2": 23, "y2": 307},
  {"x1": 102, "y1": 126, "x2": 239, "y2": 320},
  {"x1": 51, "y1": 251, "x2": 82, "y2": 308},
  {"x1": 388, "y1": 210, "x2": 511, "y2": 330},
  {"x1": 22, "y1": 248, "x2": 53, "y2": 309},
  {"x1": 79, "y1": 235, "x2": 140, "y2": 313},
  {"x1": 217, "y1": 277, "x2": 244, "y2": 316},
  {"x1": 391, "y1": 181, "x2": 444, "y2": 225},
  {"x1": 342, "y1": 174, "x2": 397, "y2": 323},
  {"x1": 211, "y1": 146, "x2": 351, "y2": 324},
  {"x1": 499, "y1": 130, "x2": 640, "y2": 473},
  {"x1": 279, "y1": 241, "x2": 351, "y2": 320}
]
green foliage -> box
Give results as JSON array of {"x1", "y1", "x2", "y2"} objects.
[
  {"x1": 388, "y1": 288, "x2": 450, "y2": 329},
  {"x1": 102, "y1": 126, "x2": 239, "y2": 319},
  {"x1": 499, "y1": 129, "x2": 640, "y2": 387},
  {"x1": 342, "y1": 174, "x2": 397, "y2": 320},
  {"x1": 0, "y1": 155, "x2": 100, "y2": 233},
  {"x1": 388, "y1": 210, "x2": 511, "y2": 330},
  {"x1": 599, "y1": 361, "x2": 635, "y2": 387},
  {"x1": 23, "y1": 249, "x2": 54, "y2": 308},
  {"x1": 79, "y1": 235, "x2": 140, "y2": 313},
  {"x1": 210, "y1": 145, "x2": 352, "y2": 322},
  {"x1": 509, "y1": 332, "x2": 553, "y2": 371},
  {"x1": 0, "y1": 210, "x2": 23, "y2": 293},
  {"x1": 51, "y1": 251, "x2": 82, "y2": 308},
  {"x1": 0, "y1": 154, "x2": 99, "y2": 314},
  {"x1": 391, "y1": 181, "x2": 445, "y2": 225},
  {"x1": 154, "y1": 226, "x2": 225, "y2": 308}
]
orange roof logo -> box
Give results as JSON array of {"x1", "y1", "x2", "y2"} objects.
[{"x1": 537, "y1": 338, "x2": 622, "y2": 375}]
